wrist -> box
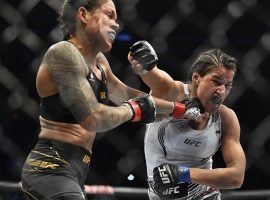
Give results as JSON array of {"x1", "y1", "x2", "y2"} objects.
[
  {"x1": 134, "y1": 68, "x2": 150, "y2": 76},
  {"x1": 171, "y1": 102, "x2": 186, "y2": 118},
  {"x1": 122, "y1": 103, "x2": 135, "y2": 121},
  {"x1": 177, "y1": 165, "x2": 191, "y2": 183},
  {"x1": 124, "y1": 101, "x2": 141, "y2": 122}
]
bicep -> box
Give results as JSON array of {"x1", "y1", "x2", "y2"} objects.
[
  {"x1": 44, "y1": 42, "x2": 99, "y2": 122},
  {"x1": 221, "y1": 109, "x2": 246, "y2": 170}
]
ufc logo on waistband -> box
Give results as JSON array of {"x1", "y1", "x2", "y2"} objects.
[
  {"x1": 158, "y1": 166, "x2": 170, "y2": 184},
  {"x1": 82, "y1": 155, "x2": 91, "y2": 165}
]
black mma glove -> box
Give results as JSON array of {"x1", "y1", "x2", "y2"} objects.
[
  {"x1": 125, "y1": 94, "x2": 156, "y2": 124},
  {"x1": 130, "y1": 40, "x2": 158, "y2": 75},
  {"x1": 153, "y1": 163, "x2": 190, "y2": 199},
  {"x1": 171, "y1": 98, "x2": 205, "y2": 120},
  {"x1": 183, "y1": 98, "x2": 205, "y2": 120}
]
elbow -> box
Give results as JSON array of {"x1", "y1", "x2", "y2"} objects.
[
  {"x1": 229, "y1": 174, "x2": 244, "y2": 189},
  {"x1": 80, "y1": 104, "x2": 114, "y2": 132},
  {"x1": 230, "y1": 166, "x2": 245, "y2": 188},
  {"x1": 79, "y1": 104, "x2": 103, "y2": 132},
  {"x1": 79, "y1": 116, "x2": 98, "y2": 132}
]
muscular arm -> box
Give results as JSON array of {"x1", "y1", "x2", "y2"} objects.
[
  {"x1": 98, "y1": 53, "x2": 175, "y2": 115},
  {"x1": 128, "y1": 54, "x2": 182, "y2": 101},
  {"x1": 141, "y1": 67, "x2": 174, "y2": 97},
  {"x1": 44, "y1": 42, "x2": 132, "y2": 132},
  {"x1": 190, "y1": 106, "x2": 246, "y2": 189}
]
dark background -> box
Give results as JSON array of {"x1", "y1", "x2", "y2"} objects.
[{"x1": 0, "y1": 0, "x2": 270, "y2": 199}]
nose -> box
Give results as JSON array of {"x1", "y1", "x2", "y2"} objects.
[
  {"x1": 216, "y1": 85, "x2": 226, "y2": 95},
  {"x1": 112, "y1": 21, "x2": 119, "y2": 32}
]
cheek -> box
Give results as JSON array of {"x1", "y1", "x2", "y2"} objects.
[
  {"x1": 197, "y1": 82, "x2": 209, "y2": 97},
  {"x1": 196, "y1": 83, "x2": 213, "y2": 103},
  {"x1": 197, "y1": 89, "x2": 207, "y2": 104}
]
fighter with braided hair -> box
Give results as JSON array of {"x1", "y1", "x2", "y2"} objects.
[
  {"x1": 21, "y1": 1, "x2": 203, "y2": 199},
  {"x1": 129, "y1": 41, "x2": 246, "y2": 200}
]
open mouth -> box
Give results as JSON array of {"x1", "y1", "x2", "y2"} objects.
[{"x1": 210, "y1": 96, "x2": 222, "y2": 106}]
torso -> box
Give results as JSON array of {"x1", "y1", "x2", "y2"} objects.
[
  {"x1": 145, "y1": 114, "x2": 222, "y2": 199},
  {"x1": 36, "y1": 41, "x2": 108, "y2": 151}
]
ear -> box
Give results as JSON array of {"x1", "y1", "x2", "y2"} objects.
[
  {"x1": 192, "y1": 72, "x2": 200, "y2": 85},
  {"x1": 78, "y1": 7, "x2": 90, "y2": 24}
]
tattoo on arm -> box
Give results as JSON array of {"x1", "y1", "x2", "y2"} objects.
[
  {"x1": 44, "y1": 42, "x2": 132, "y2": 131},
  {"x1": 44, "y1": 42, "x2": 98, "y2": 122}
]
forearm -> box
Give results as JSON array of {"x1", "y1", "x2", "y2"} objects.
[
  {"x1": 81, "y1": 103, "x2": 132, "y2": 132},
  {"x1": 123, "y1": 87, "x2": 174, "y2": 116},
  {"x1": 129, "y1": 40, "x2": 174, "y2": 98},
  {"x1": 151, "y1": 96, "x2": 174, "y2": 115},
  {"x1": 141, "y1": 67, "x2": 171, "y2": 96},
  {"x1": 141, "y1": 67, "x2": 163, "y2": 89},
  {"x1": 190, "y1": 167, "x2": 244, "y2": 189}
]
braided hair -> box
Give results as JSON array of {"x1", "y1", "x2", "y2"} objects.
[{"x1": 187, "y1": 49, "x2": 237, "y2": 81}]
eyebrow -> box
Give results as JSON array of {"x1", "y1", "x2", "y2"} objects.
[{"x1": 212, "y1": 75, "x2": 233, "y2": 84}]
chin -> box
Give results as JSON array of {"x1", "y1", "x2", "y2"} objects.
[
  {"x1": 101, "y1": 45, "x2": 112, "y2": 53},
  {"x1": 102, "y1": 41, "x2": 113, "y2": 52},
  {"x1": 205, "y1": 105, "x2": 220, "y2": 114}
]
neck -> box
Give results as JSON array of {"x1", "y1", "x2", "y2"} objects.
[
  {"x1": 187, "y1": 83, "x2": 198, "y2": 98},
  {"x1": 68, "y1": 36, "x2": 98, "y2": 68}
]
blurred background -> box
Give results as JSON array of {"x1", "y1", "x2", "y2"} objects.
[{"x1": 0, "y1": 0, "x2": 270, "y2": 199}]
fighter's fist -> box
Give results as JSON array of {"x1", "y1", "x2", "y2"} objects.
[
  {"x1": 125, "y1": 94, "x2": 156, "y2": 124},
  {"x1": 129, "y1": 40, "x2": 158, "y2": 75},
  {"x1": 171, "y1": 98, "x2": 205, "y2": 121},
  {"x1": 153, "y1": 163, "x2": 190, "y2": 199},
  {"x1": 183, "y1": 98, "x2": 205, "y2": 121}
]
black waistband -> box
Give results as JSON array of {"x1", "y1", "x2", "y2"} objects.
[{"x1": 35, "y1": 139, "x2": 92, "y2": 165}]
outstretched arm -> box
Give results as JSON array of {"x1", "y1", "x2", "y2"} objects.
[
  {"x1": 98, "y1": 53, "x2": 176, "y2": 115},
  {"x1": 128, "y1": 41, "x2": 183, "y2": 101},
  {"x1": 44, "y1": 42, "x2": 144, "y2": 132},
  {"x1": 98, "y1": 53, "x2": 198, "y2": 118}
]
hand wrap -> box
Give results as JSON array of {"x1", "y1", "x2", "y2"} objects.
[{"x1": 125, "y1": 94, "x2": 156, "y2": 124}]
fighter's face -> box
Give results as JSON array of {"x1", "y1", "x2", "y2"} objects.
[
  {"x1": 85, "y1": 0, "x2": 119, "y2": 52},
  {"x1": 195, "y1": 67, "x2": 235, "y2": 114}
]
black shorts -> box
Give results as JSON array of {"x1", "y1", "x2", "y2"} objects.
[{"x1": 21, "y1": 139, "x2": 92, "y2": 200}]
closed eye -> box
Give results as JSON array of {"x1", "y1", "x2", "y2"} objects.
[
  {"x1": 212, "y1": 80, "x2": 221, "y2": 86},
  {"x1": 105, "y1": 10, "x2": 116, "y2": 19},
  {"x1": 225, "y1": 84, "x2": 233, "y2": 90}
]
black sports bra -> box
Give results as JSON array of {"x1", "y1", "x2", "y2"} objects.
[{"x1": 40, "y1": 64, "x2": 109, "y2": 123}]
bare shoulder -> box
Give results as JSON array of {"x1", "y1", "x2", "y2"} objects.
[
  {"x1": 97, "y1": 52, "x2": 110, "y2": 70},
  {"x1": 219, "y1": 105, "x2": 237, "y2": 120},
  {"x1": 43, "y1": 41, "x2": 87, "y2": 72},
  {"x1": 219, "y1": 105, "x2": 240, "y2": 136},
  {"x1": 96, "y1": 52, "x2": 115, "y2": 81},
  {"x1": 168, "y1": 80, "x2": 186, "y2": 102}
]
